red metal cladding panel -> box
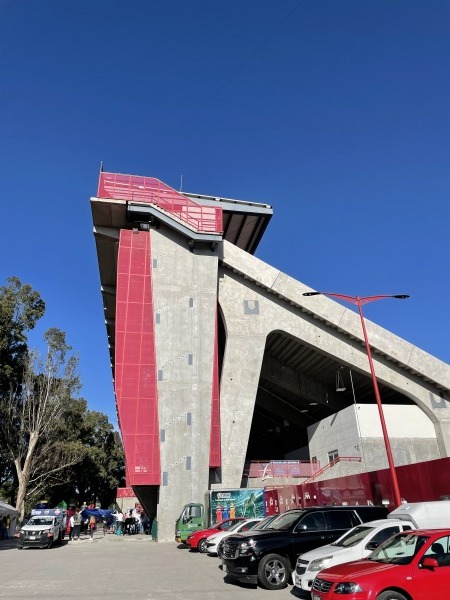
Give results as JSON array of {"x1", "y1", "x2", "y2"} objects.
[
  {"x1": 98, "y1": 171, "x2": 222, "y2": 233},
  {"x1": 116, "y1": 488, "x2": 136, "y2": 499},
  {"x1": 300, "y1": 457, "x2": 450, "y2": 508},
  {"x1": 209, "y1": 312, "x2": 221, "y2": 468},
  {"x1": 115, "y1": 229, "x2": 161, "y2": 486}
]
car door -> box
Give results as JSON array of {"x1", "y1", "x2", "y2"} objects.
[
  {"x1": 292, "y1": 512, "x2": 332, "y2": 558},
  {"x1": 412, "y1": 535, "x2": 450, "y2": 600},
  {"x1": 325, "y1": 510, "x2": 359, "y2": 543}
]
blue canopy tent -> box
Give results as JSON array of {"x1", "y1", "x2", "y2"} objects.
[{"x1": 80, "y1": 508, "x2": 116, "y2": 523}]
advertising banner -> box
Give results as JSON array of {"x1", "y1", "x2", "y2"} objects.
[{"x1": 209, "y1": 489, "x2": 265, "y2": 526}]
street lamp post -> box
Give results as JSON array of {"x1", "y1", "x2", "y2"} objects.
[{"x1": 302, "y1": 291, "x2": 410, "y2": 508}]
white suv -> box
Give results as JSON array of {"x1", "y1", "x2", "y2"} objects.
[{"x1": 294, "y1": 518, "x2": 414, "y2": 592}]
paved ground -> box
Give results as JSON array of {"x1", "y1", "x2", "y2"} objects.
[{"x1": 0, "y1": 532, "x2": 307, "y2": 600}]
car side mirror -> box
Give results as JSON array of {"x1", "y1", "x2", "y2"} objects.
[
  {"x1": 366, "y1": 542, "x2": 378, "y2": 551},
  {"x1": 422, "y1": 557, "x2": 439, "y2": 569}
]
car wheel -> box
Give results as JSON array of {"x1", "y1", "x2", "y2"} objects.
[
  {"x1": 257, "y1": 553, "x2": 290, "y2": 590},
  {"x1": 377, "y1": 592, "x2": 408, "y2": 600},
  {"x1": 198, "y1": 538, "x2": 208, "y2": 553},
  {"x1": 18, "y1": 546, "x2": 23, "y2": 550}
]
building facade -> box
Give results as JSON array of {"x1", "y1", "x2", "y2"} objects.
[{"x1": 92, "y1": 171, "x2": 450, "y2": 541}]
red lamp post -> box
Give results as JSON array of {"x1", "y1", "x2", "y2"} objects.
[{"x1": 302, "y1": 291, "x2": 410, "y2": 508}]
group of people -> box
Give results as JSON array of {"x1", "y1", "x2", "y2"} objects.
[
  {"x1": 114, "y1": 509, "x2": 152, "y2": 536},
  {"x1": 67, "y1": 506, "x2": 152, "y2": 541},
  {"x1": 68, "y1": 510, "x2": 97, "y2": 542}
]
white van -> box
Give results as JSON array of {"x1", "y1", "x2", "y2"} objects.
[
  {"x1": 294, "y1": 500, "x2": 450, "y2": 592},
  {"x1": 388, "y1": 501, "x2": 450, "y2": 528}
]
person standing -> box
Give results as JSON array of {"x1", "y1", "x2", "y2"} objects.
[
  {"x1": 69, "y1": 513, "x2": 75, "y2": 541},
  {"x1": 72, "y1": 510, "x2": 81, "y2": 541},
  {"x1": 116, "y1": 510, "x2": 124, "y2": 535},
  {"x1": 89, "y1": 515, "x2": 96, "y2": 541}
]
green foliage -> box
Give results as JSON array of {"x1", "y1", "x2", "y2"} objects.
[
  {"x1": 50, "y1": 404, "x2": 125, "y2": 508},
  {"x1": 0, "y1": 276, "x2": 124, "y2": 515},
  {"x1": 0, "y1": 276, "x2": 45, "y2": 395}
]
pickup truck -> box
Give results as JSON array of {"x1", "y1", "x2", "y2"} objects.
[
  {"x1": 18, "y1": 508, "x2": 66, "y2": 549},
  {"x1": 220, "y1": 505, "x2": 388, "y2": 590}
]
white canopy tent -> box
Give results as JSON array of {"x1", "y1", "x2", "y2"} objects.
[{"x1": 0, "y1": 500, "x2": 18, "y2": 538}]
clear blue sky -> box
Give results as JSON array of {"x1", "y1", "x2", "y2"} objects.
[{"x1": 1, "y1": 1, "x2": 449, "y2": 426}]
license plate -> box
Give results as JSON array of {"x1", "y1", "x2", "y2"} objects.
[
  {"x1": 29, "y1": 536, "x2": 36, "y2": 540},
  {"x1": 312, "y1": 594, "x2": 321, "y2": 600}
]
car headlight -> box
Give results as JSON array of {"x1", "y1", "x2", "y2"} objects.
[
  {"x1": 239, "y1": 539, "x2": 256, "y2": 555},
  {"x1": 334, "y1": 582, "x2": 364, "y2": 594},
  {"x1": 308, "y1": 556, "x2": 332, "y2": 571}
]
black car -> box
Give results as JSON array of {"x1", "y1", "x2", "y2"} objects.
[{"x1": 220, "y1": 505, "x2": 388, "y2": 590}]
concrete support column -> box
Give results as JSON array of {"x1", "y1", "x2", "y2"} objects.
[
  {"x1": 433, "y1": 419, "x2": 450, "y2": 457},
  {"x1": 219, "y1": 334, "x2": 267, "y2": 487},
  {"x1": 151, "y1": 227, "x2": 219, "y2": 541}
]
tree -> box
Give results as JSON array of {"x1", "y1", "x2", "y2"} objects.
[
  {"x1": 0, "y1": 276, "x2": 123, "y2": 517},
  {"x1": 0, "y1": 328, "x2": 84, "y2": 521},
  {"x1": 0, "y1": 276, "x2": 45, "y2": 395},
  {"x1": 50, "y1": 407, "x2": 125, "y2": 508}
]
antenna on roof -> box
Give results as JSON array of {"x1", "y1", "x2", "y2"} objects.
[
  {"x1": 180, "y1": 174, "x2": 183, "y2": 192},
  {"x1": 100, "y1": 161, "x2": 104, "y2": 173}
]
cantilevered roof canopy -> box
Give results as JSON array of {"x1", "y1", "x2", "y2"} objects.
[{"x1": 183, "y1": 191, "x2": 273, "y2": 254}]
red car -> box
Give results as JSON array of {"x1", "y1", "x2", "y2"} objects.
[
  {"x1": 311, "y1": 528, "x2": 450, "y2": 600},
  {"x1": 186, "y1": 518, "x2": 244, "y2": 553}
]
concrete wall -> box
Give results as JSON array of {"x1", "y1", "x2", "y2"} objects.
[
  {"x1": 218, "y1": 241, "x2": 450, "y2": 489},
  {"x1": 150, "y1": 226, "x2": 219, "y2": 541},
  {"x1": 308, "y1": 404, "x2": 440, "y2": 473}
]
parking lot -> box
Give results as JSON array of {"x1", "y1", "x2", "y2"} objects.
[{"x1": 0, "y1": 532, "x2": 304, "y2": 600}]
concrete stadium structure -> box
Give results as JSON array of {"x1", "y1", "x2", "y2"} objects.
[{"x1": 91, "y1": 172, "x2": 450, "y2": 542}]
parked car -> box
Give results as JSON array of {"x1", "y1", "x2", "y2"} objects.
[
  {"x1": 206, "y1": 518, "x2": 262, "y2": 554},
  {"x1": 217, "y1": 514, "x2": 281, "y2": 558},
  {"x1": 221, "y1": 505, "x2": 388, "y2": 590},
  {"x1": 294, "y1": 518, "x2": 414, "y2": 592},
  {"x1": 186, "y1": 518, "x2": 244, "y2": 553},
  {"x1": 311, "y1": 528, "x2": 450, "y2": 600}
]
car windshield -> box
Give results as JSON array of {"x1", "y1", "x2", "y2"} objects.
[
  {"x1": 27, "y1": 517, "x2": 54, "y2": 526},
  {"x1": 368, "y1": 532, "x2": 429, "y2": 565},
  {"x1": 268, "y1": 511, "x2": 303, "y2": 531},
  {"x1": 228, "y1": 520, "x2": 246, "y2": 532},
  {"x1": 252, "y1": 516, "x2": 279, "y2": 530},
  {"x1": 332, "y1": 526, "x2": 374, "y2": 548}
]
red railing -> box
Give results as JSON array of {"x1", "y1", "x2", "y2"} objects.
[
  {"x1": 244, "y1": 460, "x2": 321, "y2": 480},
  {"x1": 301, "y1": 456, "x2": 362, "y2": 485},
  {"x1": 98, "y1": 172, "x2": 223, "y2": 234}
]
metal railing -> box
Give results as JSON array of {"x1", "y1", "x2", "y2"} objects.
[
  {"x1": 98, "y1": 172, "x2": 223, "y2": 234},
  {"x1": 301, "y1": 456, "x2": 362, "y2": 485}
]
